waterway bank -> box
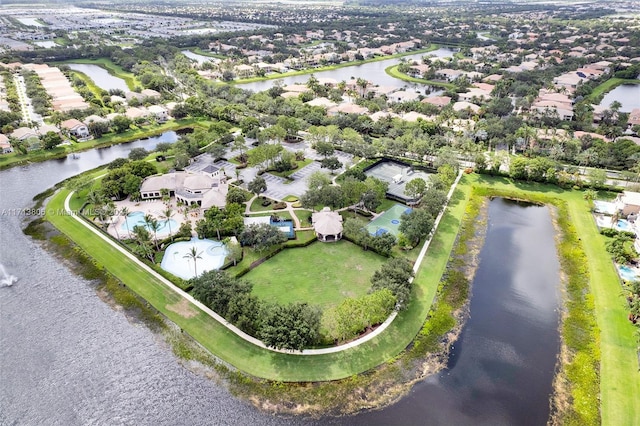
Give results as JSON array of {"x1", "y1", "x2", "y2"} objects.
[
  {"x1": 55, "y1": 58, "x2": 138, "y2": 90},
  {"x1": 231, "y1": 44, "x2": 444, "y2": 85},
  {"x1": 385, "y1": 65, "x2": 456, "y2": 90},
  {"x1": 0, "y1": 118, "x2": 205, "y2": 171}
]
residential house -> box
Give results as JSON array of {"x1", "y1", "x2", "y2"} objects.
[
  {"x1": 615, "y1": 191, "x2": 640, "y2": 216},
  {"x1": 60, "y1": 118, "x2": 90, "y2": 139},
  {"x1": 148, "y1": 105, "x2": 169, "y2": 123},
  {"x1": 0, "y1": 134, "x2": 12, "y2": 154},
  {"x1": 11, "y1": 127, "x2": 38, "y2": 141},
  {"x1": 139, "y1": 170, "x2": 228, "y2": 210},
  {"x1": 628, "y1": 108, "x2": 640, "y2": 128},
  {"x1": 435, "y1": 69, "x2": 463, "y2": 82},
  {"x1": 422, "y1": 96, "x2": 451, "y2": 108},
  {"x1": 388, "y1": 90, "x2": 420, "y2": 104},
  {"x1": 453, "y1": 101, "x2": 481, "y2": 114}
]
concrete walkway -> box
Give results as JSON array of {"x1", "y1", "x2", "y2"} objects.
[{"x1": 63, "y1": 168, "x2": 463, "y2": 355}]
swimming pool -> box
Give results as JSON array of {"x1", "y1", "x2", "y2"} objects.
[
  {"x1": 618, "y1": 264, "x2": 640, "y2": 282},
  {"x1": 120, "y1": 211, "x2": 178, "y2": 236},
  {"x1": 160, "y1": 238, "x2": 228, "y2": 280},
  {"x1": 593, "y1": 200, "x2": 618, "y2": 215},
  {"x1": 616, "y1": 219, "x2": 632, "y2": 232},
  {"x1": 366, "y1": 204, "x2": 412, "y2": 237}
]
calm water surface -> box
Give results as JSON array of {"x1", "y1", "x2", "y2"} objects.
[
  {"x1": 1, "y1": 134, "x2": 561, "y2": 424},
  {"x1": 238, "y1": 48, "x2": 455, "y2": 93},
  {"x1": 0, "y1": 133, "x2": 300, "y2": 425},
  {"x1": 67, "y1": 63, "x2": 130, "y2": 92},
  {"x1": 599, "y1": 84, "x2": 640, "y2": 112},
  {"x1": 182, "y1": 50, "x2": 219, "y2": 65},
  {"x1": 341, "y1": 198, "x2": 561, "y2": 425}
]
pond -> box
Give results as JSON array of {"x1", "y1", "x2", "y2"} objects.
[
  {"x1": 181, "y1": 50, "x2": 220, "y2": 65},
  {"x1": 33, "y1": 41, "x2": 58, "y2": 49},
  {"x1": 345, "y1": 198, "x2": 561, "y2": 425},
  {"x1": 67, "y1": 63, "x2": 129, "y2": 92},
  {"x1": 599, "y1": 84, "x2": 640, "y2": 113},
  {"x1": 17, "y1": 17, "x2": 44, "y2": 27},
  {"x1": 237, "y1": 47, "x2": 456, "y2": 93}
]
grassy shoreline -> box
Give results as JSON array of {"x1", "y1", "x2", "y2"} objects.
[
  {"x1": 586, "y1": 77, "x2": 640, "y2": 104},
  {"x1": 38, "y1": 171, "x2": 640, "y2": 421},
  {"x1": 231, "y1": 44, "x2": 442, "y2": 84},
  {"x1": 0, "y1": 118, "x2": 206, "y2": 171},
  {"x1": 385, "y1": 65, "x2": 456, "y2": 89},
  {"x1": 43, "y1": 172, "x2": 466, "y2": 381},
  {"x1": 55, "y1": 58, "x2": 139, "y2": 90}
]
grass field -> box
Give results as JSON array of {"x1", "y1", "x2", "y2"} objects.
[
  {"x1": 46, "y1": 171, "x2": 467, "y2": 381},
  {"x1": 248, "y1": 240, "x2": 386, "y2": 309},
  {"x1": 45, "y1": 170, "x2": 640, "y2": 423}
]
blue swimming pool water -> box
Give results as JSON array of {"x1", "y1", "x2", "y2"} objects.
[
  {"x1": 616, "y1": 219, "x2": 631, "y2": 231},
  {"x1": 618, "y1": 265, "x2": 639, "y2": 281},
  {"x1": 121, "y1": 211, "x2": 178, "y2": 236}
]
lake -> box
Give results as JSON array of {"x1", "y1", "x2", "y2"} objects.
[
  {"x1": 343, "y1": 198, "x2": 561, "y2": 425},
  {"x1": 599, "y1": 84, "x2": 640, "y2": 113},
  {"x1": 181, "y1": 50, "x2": 220, "y2": 65},
  {"x1": 237, "y1": 47, "x2": 456, "y2": 94},
  {"x1": 67, "y1": 63, "x2": 129, "y2": 92},
  {"x1": 0, "y1": 141, "x2": 561, "y2": 424}
]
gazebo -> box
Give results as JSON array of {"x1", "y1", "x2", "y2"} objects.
[{"x1": 312, "y1": 207, "x2": 343, "y2": 242}]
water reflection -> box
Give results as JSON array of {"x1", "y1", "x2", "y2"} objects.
[
  {"x1": 599, "y1": 84, "x2": 640, "y2": 113},
  {"x1": 238, "y1": 48, "x2": 456, "y2": 93},
  {"x1": 342, "y1": 198, "x2": 561, "y2": 426}
]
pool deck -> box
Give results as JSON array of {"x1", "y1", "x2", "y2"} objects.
[{"x1": 106, "y1": 198, "x2": 201, "y2": 240}]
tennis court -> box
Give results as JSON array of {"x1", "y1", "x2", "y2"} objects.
[
  {"x1": 364, "y1": 160, "x2": 432, "y2": 202},
  {"x1": 366, "y1": 203, "x2": 413, "y2": 237}
]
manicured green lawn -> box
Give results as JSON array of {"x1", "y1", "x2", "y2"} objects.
[
  {"x1": 250, "y1": 196, "x2": 279, "y2": 211},
  {"x1": 46, "y1": 172, "x2": 467, "y2": 381},
  {"x1": 385, "y1": 65, "x2": 456, "y2": 89},
  {"x1": 47, "y1": 170, "x2": 640, "y2": 424},
  {"x1": 247, "y1": 240, "x2": 385, "y2": 309}
]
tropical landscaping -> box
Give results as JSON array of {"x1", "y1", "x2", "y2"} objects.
[{"x1": 3, "y1": 1, "x2": 640, "y2": 423}]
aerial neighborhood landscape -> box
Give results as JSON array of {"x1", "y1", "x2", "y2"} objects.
[{"x1": 0, "y1": 0, "x2": 639, "y2": 425}]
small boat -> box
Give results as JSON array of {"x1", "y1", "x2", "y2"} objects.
[{"x1": 71, "y1": 153, "x2": 80, "y2": 159}]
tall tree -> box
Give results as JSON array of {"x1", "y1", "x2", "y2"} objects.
[
  {"x1": 160, "y1": 207, "x2": 175, "y2": 241},
  {"x1": 248, "y1": 176, "x2": 267, "y2": 198}
]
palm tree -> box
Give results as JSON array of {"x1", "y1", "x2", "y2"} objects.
[
  {"x1": 160, "y1": 207, "x2": 175, "y2": 241},
  {"x1": 183, "y1": 246, "x2": 203, "y2": 278},
  {"x1": 583, "y1": 189, "x2": 597, "y2": 205},
  {"x1": 120, "y1": 206, "x2": 131, "y2": 239},
  {"x1": 611, "y1": 209, "x2": 621, "y2": 228},
  {"x1": 356, "y1": 77, "x2": 369, "y2": 98},
  {"x1": 106, "y1": 201, "x2": 119, "y2": 239},
  {"x1": 144, "y1": 214, "x2": 161, "y2": 250}
]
